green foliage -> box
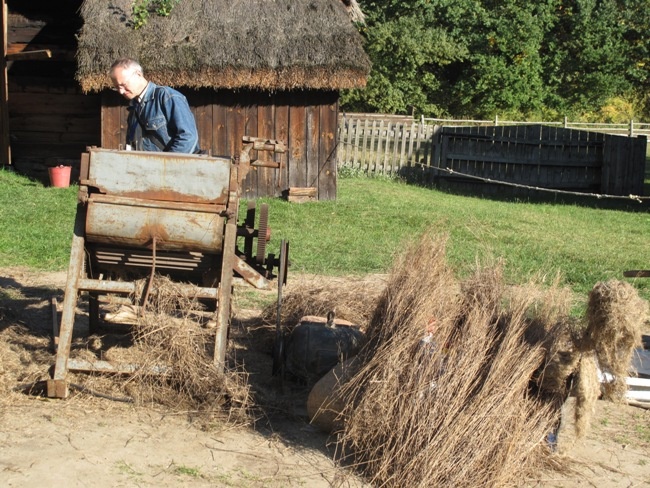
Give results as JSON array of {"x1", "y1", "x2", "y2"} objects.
[
  {"x1": 545, "y1": 0, "x2": 632, "y2": 113},
  {"x1": 455, "y1": 1, "x2": 556, "y2": 117},
  {"x1": 342, "y1": 3, "x2": 467, "y2": 115},
  {"x1": 153, "y1": 0, "x2": 179, "y2": 16},
  {"x1": 349, "y1": 0, "x2": 650, "y2": 119},
  {"x1": 131, "y1": 0, "x2": 179, "y2": 29},
  {"x1": 596, "y1": 96, "x2": 638, "y2": 123},
  {"x1": 131, "y1": 0, "x2": 150, "y2": 29}
]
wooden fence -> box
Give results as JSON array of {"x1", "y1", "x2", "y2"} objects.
[
  {"x1": 422, "y1": 116, "x2": 650, "y2": 140},
  {"x1": 337, "y1": 114, "x2": 647, "y2": 196}
]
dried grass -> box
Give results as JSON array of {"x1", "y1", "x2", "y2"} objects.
[
  {"x1": 67, "y1": 275, "x2": 253, "y2": 425},
  {"x1": 261, "y1": 274, "x2": 386, "y2": 330},
  {"x1": 130, "y1": 276, "x2": 251, "y2": 423},
  {"x1": 0, "y1": 325, "x2": 52, "y2": 395},
  {"x1": 583, "y1": 280, "x2": 648, "y2": 400},
  {"x1": 324, "y1": 234, "x2": 649, "y2": 486},
  {"x1": 77, "y1": 0, "x2": 370, "y2": 92},
  {"x1": 574, "y1": 352, "x2": 599, "y2": 438},
  {"x1": 332, "y1": 233, "x2": 564, "y2": 487},
  {"x1": 0, "y1": 333, "x2": 23, "y2": 397}
]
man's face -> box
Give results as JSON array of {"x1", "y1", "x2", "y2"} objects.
[{"x1": 111, "y1": 66, "x2": 144, "y2": 100}]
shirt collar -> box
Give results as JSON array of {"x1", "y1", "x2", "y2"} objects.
[{"x1": 136, "y1": 81, "x2": 152, "y2": 104}]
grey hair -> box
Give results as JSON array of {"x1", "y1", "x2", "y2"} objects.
[{"x1": 109, "y1": 58, "x2": 143, "y2": 76}]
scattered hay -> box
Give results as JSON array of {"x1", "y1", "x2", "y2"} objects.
[
  {"x1": 318, "y1": 232, "x2": 648, "y2": 486},
  {"x1": 0, "y1": 325, "x2": 52, "y2": 396},
  {"x1": 254, "y1": 233, "x2": 648, "y2": 487},
  {"x1": 530, "y1": 325, "x2": 580, "y2": 399},
  {"x1": 574, "y1": 352, "x2": 599, "y2": 438},
  {"x1": 261, "y1": 274, "x2": 386, "y2": 330},
  {"x1": 62, "y1": 275, "x2": 252, "y2": 424},
  {"x1": 122, "y1": 275, "x2": 251, "y2": 423},
  {"x1": 0, "y1": 334, "x2": 23, "y2": 396},
  {"x1": 583, "y1": 279, "x2": 648, "y2": 401}
]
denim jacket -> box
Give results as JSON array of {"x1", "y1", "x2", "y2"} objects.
[{"x1": 126, "y1": 82, "x2": 200, "y2": 153}]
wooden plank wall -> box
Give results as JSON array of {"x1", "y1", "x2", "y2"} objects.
[
  {"x1": 435, "y1": 125, "x2": 604, "y2": 191},
  {"x1": 6, "y1": 0, "x2": 98, "y2": 182},
  {"x1": 601, "y1": 134, "x2": 647, "y2": 196},
  {"x1": 102, "y1": 89, "x2": 339, "y2": 200}
]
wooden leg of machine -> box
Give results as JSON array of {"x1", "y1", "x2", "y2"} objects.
[
  {"x1": 214, "y1": 221, "x2": 237, "y2": 370},
  {"x1": 48, "y1": 205, "x2": 86, "y2": 398}
]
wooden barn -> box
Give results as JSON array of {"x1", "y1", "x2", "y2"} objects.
[
  {"x1": 2, "y1": 1, "x2": 93, "y2": 179},
  {"x1": 1, "y1": 0, "x2": 370, "y2": 200}
]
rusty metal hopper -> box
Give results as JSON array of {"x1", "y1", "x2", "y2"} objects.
[{"x1": 48, "y1": 139, "x2": 288, "y2": 398}]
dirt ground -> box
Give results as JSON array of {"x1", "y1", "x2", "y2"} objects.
[{"x1": 1, "y1": 267, "x2": 649, "y2": 488}]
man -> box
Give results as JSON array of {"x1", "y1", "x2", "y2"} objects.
[{"x1": 109, "y1": 58, "x2": 200, "y2": 153}]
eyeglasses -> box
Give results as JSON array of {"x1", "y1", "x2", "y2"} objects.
[{"x1": 111, "y1": 70, "x2": 137, "y2": 92}]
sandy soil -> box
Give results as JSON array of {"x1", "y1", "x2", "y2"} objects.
[{"x1": 1, "y1": 268, "x2": 648, "y2": 487}]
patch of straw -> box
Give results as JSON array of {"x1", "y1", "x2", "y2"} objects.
[
  {"x1": 574, "y1": 352, "x2": 599, "y2": 438},
  {"x1": 68, "y1": 275, "x2": 253, "y2": 425},
  {"x1": 0, "y1": 325, "x2": 52, "y2": 395},
  {"x1": 261, "y1": 274, "x2": 386, "y2": 330},
  {"x1": 127, "y1": 276, "x2": 252, "y2": 423},
  {"x1": 583, "y1": 280, "x2": 648, "y2": 400}
]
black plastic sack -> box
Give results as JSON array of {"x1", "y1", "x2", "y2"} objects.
[{"x1": 284, "y1": 318, "x2": 365, "y2": 384}]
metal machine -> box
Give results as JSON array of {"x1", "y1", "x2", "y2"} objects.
[{"x1": 47, "y1": 137, "x2": 288, "y2": 398}]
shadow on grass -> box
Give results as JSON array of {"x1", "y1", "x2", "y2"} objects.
[{"x1": 398, "y1": 166, "x2": 650, "y2": 213}]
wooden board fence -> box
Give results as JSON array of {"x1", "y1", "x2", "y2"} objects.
[
  {"x1": 338, "y1": 116, "x2": 646, "y2": 196},
  {"x1": 338, "y1": 116, "x2": 436, "y2": 174}
]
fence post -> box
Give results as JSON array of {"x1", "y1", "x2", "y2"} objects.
[
  {"x1": 564, "y1": 116, "x2": 568, "y2": 128},
  {"x1": 629, "y1": 119, "x2": 634, "y2": 137},
  {"x1": 495, "y1": 115, "x2": 499, "y2": 126}
]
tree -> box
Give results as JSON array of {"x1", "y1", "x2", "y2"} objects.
[
  {"x1": 343, "y1": 0, "x2": 650, "y2": 119},
  {"x1": 617, "y1": 0, "x2": 650, "y2": 118},
  {"x1": 544, "y1": 0, "x2": 633, "y2": 117},
  {"x1": 341, "y1": 2, "x2": 467, "y2": 115},
  {"x1": 342, "y1": 16, "x2": 466, "y2": 114},
  {"x1": 431, "y1": 0, "x2": 557, "y2": 117}
]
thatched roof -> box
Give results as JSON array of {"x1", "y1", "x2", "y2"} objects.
[{"x1": 76, "y1": 0, "x2": 371, "y2": 93}]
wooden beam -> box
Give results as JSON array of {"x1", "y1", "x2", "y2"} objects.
[
  {"x1": 51, "y1": 297, "x2": 59, "y2": 352},
  {"x1": 0, "y1": 0, "x2": 10, "y2": 165},
  {"x1": 66, "y1": 358, "x2": 171, "y2": 375},
  {"x1": 6, "y1": 49, "x2": 51, "y2": 61}
]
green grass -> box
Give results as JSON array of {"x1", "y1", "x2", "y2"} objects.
[
  {"x1": 261, "y1": 176, "x2": 650, "y2": 302},
  {"x1": 1, "y1": 167, "x2": 648, "y2": 303},
  {"x1": 0, "y1": 168, "x2": 77, "y2": 270},
  {"x1": 115, "y1": 460, "x2": 142, "y2": 476}
]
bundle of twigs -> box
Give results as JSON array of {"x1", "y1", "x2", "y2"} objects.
[
  {"x1": 582, "y1": 279, "x2": 648, "y2": 400},
  {"x1": 334, "y1": 234, "x2": 561, "y2": 486}
]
